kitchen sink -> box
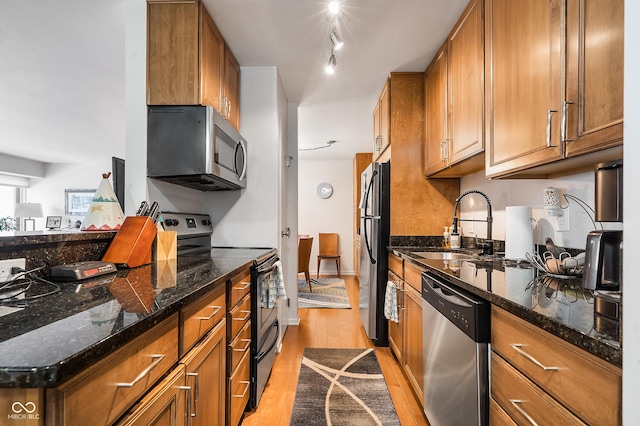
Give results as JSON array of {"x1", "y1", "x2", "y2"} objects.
[{"x1": 412, "y1": 251, "x2": 475, "y2": 261}]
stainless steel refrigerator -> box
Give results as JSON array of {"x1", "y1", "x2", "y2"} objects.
[{"x1": 359, "y1": 161, "x2": 390, "y2": 347}]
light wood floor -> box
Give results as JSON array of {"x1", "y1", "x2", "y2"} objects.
[{"x1": 241, "y1": 275, "x2": 428, "y2": 426}]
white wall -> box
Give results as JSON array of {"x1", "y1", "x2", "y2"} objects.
[
  {"x1": 459, "y1": 170, "x2": 622, "y2": 250},
  {"x1": 26, "y1": 162, "x2": 112, "y2": 229},
  {"x1": 298, "y1": 159, "x2": 353, "y2": 275},
  {"x1": 205, "y1": 67, "x2": 281, "y2": 248}
]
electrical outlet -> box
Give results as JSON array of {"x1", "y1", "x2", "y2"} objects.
[
  {"x1": 557, "y1": 211, "x2": 570, "y2": 232},
  {"x1": 0, "y1": 258, "x2": 26, "y2": 283}
]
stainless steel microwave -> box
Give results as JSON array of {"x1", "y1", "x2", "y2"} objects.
[{"x1": 147, "y1": 105, "x2": 247, "y2": 191}]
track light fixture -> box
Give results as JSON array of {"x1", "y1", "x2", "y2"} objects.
[
  {"x1": 330, "y1": 29, "x2": 343, "y2": 50},
  {"x1": 328, "y1": 1, "x2": 340, "y2": 15},
  {"x1": 325, "y1": 51, "x2": 337, "y2": 74}
]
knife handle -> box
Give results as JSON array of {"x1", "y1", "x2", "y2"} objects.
[
  {"x1": 136, "y1": 201, "x2": 149, "y2": 216},
  {"x1": 148, "y1": 202, "x2": 160, "y2": 223}
]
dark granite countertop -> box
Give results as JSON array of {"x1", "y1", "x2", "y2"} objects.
[
  {"x1": 0, "y1": 247, "x2": 276, "y2": 388},
  {"x1": 389, "y1": 246, "x2": 621, "y2": 368}
]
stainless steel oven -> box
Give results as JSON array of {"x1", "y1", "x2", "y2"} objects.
[{"x1": 249, "y1": 253, "x2": 280, "y2": 409}]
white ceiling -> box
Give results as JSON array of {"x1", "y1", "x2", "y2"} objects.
[{"x1": 0, "y1": 0, "x2": 468, "y2": 166}]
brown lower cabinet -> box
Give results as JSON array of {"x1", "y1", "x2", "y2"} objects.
[
  {"x1": 387, "y1": 254, "x2": 424, "y2": 404},
  {"x1": 116, "y1": 365, "x2": 189, "y2": 426},
  {"x1": 226, "y1": 269, "x2": 252, "y2": 426},
  {"x1": 181, "y1": 320, "x2": 227, "y2": 426},
  {"x1": 491, "y1": 306, "x2": 621, "y2": 425},
  {"x1": 42, "y1": 283, "x2": 231, "y2": 425},
  {"x1": 48, "y1": 315, "x2": 180, "y2": 425}
]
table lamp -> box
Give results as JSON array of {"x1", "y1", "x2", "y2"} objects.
[{"x1": 15, "y1": 203, "x2": 43, "y2": 231}]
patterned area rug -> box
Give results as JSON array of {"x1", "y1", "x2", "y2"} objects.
[
  {"x1": 290, "y1": 348, "x2": 400, "y2": 425},
  {"x1": 298, "y1": 278, "x2": 351, "y2": 309}
]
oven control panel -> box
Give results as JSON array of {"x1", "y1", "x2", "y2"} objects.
[{"x1": 161, "y1": 212, "x2": 213, "y2": 237}]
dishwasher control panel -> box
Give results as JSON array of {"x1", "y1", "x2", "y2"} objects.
[{"x1": 422, "y1": 272, "x2": 490, "y2": 342}]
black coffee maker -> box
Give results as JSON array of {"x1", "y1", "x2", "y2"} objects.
[
  {"x1": 582, "y1": 230, "x2": 622, "y2": 291},
  {"x1": 587, "y1": 160, "x2": 623, "y2": 323}
]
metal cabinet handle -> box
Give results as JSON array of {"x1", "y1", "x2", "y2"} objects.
[
  {"x1": 233, "y1": 381, "x2": 251, "y2": 398},
  {"x1": 117, "y1": 354, "x2": 165, "y2": 387},
  {"x1": 375, "y1": 135, "x2": 382, "y2": 151},
  {"x1": 234, "y1": 281, "x2": 251, "y2": 291},
  {"x1": 510, "y1": 344, "x2": 559, "y2": 371},
  {"x1": 179, "y1": 386, "x2": 193, "y2": 426},
  {"x1": 187, "y1": 372, "x2": 199, "y2": 418},
  {"x1": 227, "y1": 100, "x2": 231, "y2": 120},
  {"x1": 196, "y1": 305, "x2": 221, "y2": 321},
  {"x1": 546, "y1": 110, "x2": 558, "y2": 147},
  {"x1": 561, "y1": 100, "x2": 574, "y2": 142},
  {"x1": 509, "y1": 399, "x2": 539, "y2": 426},
  {"x1": 233, "y1": 338, "x2": 251, "y2": 352},
  {"x1": 233, "y1": 310, "x2": 251, "y2": 321},
  {"x1": 440, "y1": 140, "x2": 445, "y2": 161}
]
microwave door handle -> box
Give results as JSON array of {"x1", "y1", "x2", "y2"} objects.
[{"x1": 235, "y1": 139, "x2": 248, "y2": 181}]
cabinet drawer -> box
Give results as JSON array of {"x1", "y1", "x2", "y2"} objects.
[
  {"x1": 229, "y1": 271, "x2": 251, "y2": 308},
  {"x1": 116, "y1": 364, "x2": 187, "y2": 426},
  {"x1": 490, "y1": 397, "x2": 517, "y2": 426},
  {"x1": 229, "y1": 294, "x2": 251, "y2": 338},
  {"x1": 388, "y1": 254, "x2": 403, "y2": 277},
  {"x1": 492, "y1": 352, "x2": 585, "y2": 425},
  {"x1": 182, "y1": 285, "x2": 226, "y2": 354},
  {"x1": 404, "y1": 260, "x2": 424, "y2": 292},
  {"x1": 228, "y1": 350, "x2": 251, "y2": 426},
  {"x1": 52, "y1": 315, "x2": 179, "y2": 426},
  {"x1": 492, "y1": 306, "x2": 621, "y2": 425},
  {"x1": 229, "y1": 320, "x2": 251, "y2": 373}
]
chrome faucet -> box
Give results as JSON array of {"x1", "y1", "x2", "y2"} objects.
[{"x1": 451, "y1": 190, "x2": 494, "y2": 256}]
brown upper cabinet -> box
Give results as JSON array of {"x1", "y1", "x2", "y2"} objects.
[
  {"x1": 373, "y1": 80, "x2": 391, "y2": 160},
  {"x1": 425, "y1": 0, "x2": 484, "y2": 178},
  {"x1": 484, "y1": 0, "x2": 623, "y2": 178},
  {"x1": 147, "y1": 0, "x2": 241, "y2": 131}
]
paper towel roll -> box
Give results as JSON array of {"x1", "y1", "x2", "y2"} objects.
[{"x1": 505, "y1": 206, "x2": 533, "y2": 261}]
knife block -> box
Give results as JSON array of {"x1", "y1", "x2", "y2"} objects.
[{"x1": 102, "y1": 216, "x2": 157, "y2": 268}]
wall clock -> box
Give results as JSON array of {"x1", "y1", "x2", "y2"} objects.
[{"x1": 316, "y1": 182, "x2": 333, "y2": 199}]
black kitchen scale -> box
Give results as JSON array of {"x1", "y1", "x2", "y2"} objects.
[{"x1": 50, "y1": 261, "x2": 117, "y2": 281}]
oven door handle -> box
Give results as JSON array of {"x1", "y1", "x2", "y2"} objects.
[
  {"x1": 256, "y1": 321, "x2": 279, "y2": 362},
  {"x1": 256, "y1": 263, "x2": 278, "y2": 275}
]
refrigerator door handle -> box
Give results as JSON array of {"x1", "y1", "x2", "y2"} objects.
[{"x1": 363, "y1": 169, "x2": 378, "y2": 264}]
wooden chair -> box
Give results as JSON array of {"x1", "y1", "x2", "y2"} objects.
[
  {"x1": 298, "y1": 237, "x2": 314, "y2": 292},
  {"x1": 317, "y1": 233, "x2": 340, "y2": 278}
]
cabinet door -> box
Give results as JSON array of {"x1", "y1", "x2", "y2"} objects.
[
  {"x1": 424, "y1": 46, "x2": 448, "y2": 175},
  {"x1": 378, "y1": 80, "x2": 391, "y2": 155},
  {"x1": 485, "y1": 0, "x2": 564, "y2": 177},
  {"x1": 448, "y1": 0, "x2": 484, "y2": 164},
  {"x1": 224, "y1": 47, "x2": 241, "y2": 131},
  {"x1": 373, "y1": 100, "x2": 381, "y2": 155},
  {"x1": 147, "y1": 2, "x2": 200, "y2": 105},
  {"x1": 564, "y1": 0, "x2": 623, "y2": 156},
  {"x1": 200, "y1": 6, "x2": 225, "y2": 112},
  {"x1": 117, "y1": 365, "x2": 188, "y2": 426},
  {"x1": 387, "y1": 271, "x2": 403, "y2": 362},
  {"x1": 403, "y1": 285, "x2": 424, "y2": 401},
  {"x1": 182, "y1": 320, "x2": 226, "y2": 426},
  {"x1": 373, "y1": 80, "x2": 390, "y2": 158}
]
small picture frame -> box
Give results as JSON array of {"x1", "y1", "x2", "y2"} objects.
[{"x1": 46, "y1": 216, "x2": 62, "y2": 230}]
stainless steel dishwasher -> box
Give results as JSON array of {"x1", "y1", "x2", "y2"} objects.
[{"x1": 422, "y1": 272, "x2": 490, "y2": 426}]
